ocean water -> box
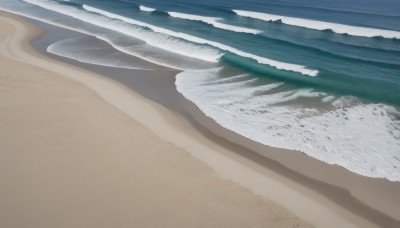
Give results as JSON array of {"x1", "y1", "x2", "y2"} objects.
[{"x1": 1, "y1": 0, "x2": 399, "y2": 181}]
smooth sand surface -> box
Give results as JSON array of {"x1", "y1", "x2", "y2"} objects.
[{"x1": 0, "y1": 12, "x2": 313, "y2": 228}]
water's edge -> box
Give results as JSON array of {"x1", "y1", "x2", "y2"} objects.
[{"x1": 22, "y1": 14, "x2": 400, "y2": 227}]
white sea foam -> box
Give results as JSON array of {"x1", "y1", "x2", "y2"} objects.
[
  {"x1": 18, "y1": 0, "x2": 307, "y2": 75},
  {"x1": 2, "y1": 1, "x2": 216, "y2": 70},
  {"x1": 168, "y1": 12, "x2": 262, "y2": 34},
  {"x1": 176, "y1": 68, "x2": 400, "y2": 181},
  {"x1": 47, "y1": 37, "x2": 155, "y2": 70},
  {"x1": 233, "y1": 10, "x2": 400, "y2": 39},
  {"x1": 139, "y1": 5, "x2": 155, "y2": 12},
  {"x1": 82, "y1": 4, "x2": 318, "y2": 76},
  {"x1": 22, "y1": 0, "x2": 222, "y2": 63},
  {"x1": 81, "y1": 4, "x2": 224, "y2": 62}
]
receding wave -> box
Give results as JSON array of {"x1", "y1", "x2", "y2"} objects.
[
  {"x1": 82, "y1": 4, "x2": 318, "y2": 76},
  {"x1": 23, "y1": 0, "x2": 223, "y2": 63},
  {"x1": 47, "y1": 37, "x2": 155, "y2": 70},
  {"x1": 233, "y1": 10, "x2": 400, "y2": 39},
  {"x1": 3, "y1": 2, "x2": 218, "y2": 70},
  {"x1": 139, "y1": 5, "x2": 155, "y2": 12},
  {"x1": 168, "y1": 12, "x2": 262, "y2": 35}
]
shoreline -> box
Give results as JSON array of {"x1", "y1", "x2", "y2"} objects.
[
  {"x1": 0, "y1": 11, "x2": 311, "y2": 228},
  {"x1": 1, "y1": 10, "x2": 399, "y2": 227},
  {"x1": 29, "y1": 13, "x2": 400, "y2": 227}
]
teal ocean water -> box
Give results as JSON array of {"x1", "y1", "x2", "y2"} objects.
[{"x1": 1, "y1": 0, "x2": 399, "y2": 181}]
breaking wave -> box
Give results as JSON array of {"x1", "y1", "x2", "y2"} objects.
[
  {"x1": 233, "y1": 10, "x2": 400, "y2": 39},
  {"x1": 139, "y1": 5, "x2": 155, "y2": 12},
  {"x1": 176, "y1": 68, "x2": 400, "y2": 181},
  {"x1": 168, "y1": 11, "x2": 262, "y2": 34}
]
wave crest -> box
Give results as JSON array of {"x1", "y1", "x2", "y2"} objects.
[
  {"x1": 22, "y1": 0, "x2": 319, "y2": 76},
  {"x1": 233, "y1": 10, "x2": 400, "y2": 39},
  {"x1": 139, "y1": 5, "x2": 155, "y2": 12},
  {"x1": 83, "y1": 5, "x2": 318, "y2": 76},
  {"x1": 168, "y1": 12, "x2": 262, "y2": 35}
]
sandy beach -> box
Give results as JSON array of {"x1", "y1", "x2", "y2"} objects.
[
  {"x1": 0, "y1": 10, "x2": 399, "y2": 228},
  {"x1": 0, "y1": 12, "x2": 312, "y2": 228}
]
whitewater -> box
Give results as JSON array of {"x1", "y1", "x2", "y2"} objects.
[
  {"x1": 139, "y1": 6, "x2": 262, "y2": 35},
  {"x1": 139, "y1": 5, "x2": 155, "y2": 12},
  {"x1": 22, "y1": 0, "x2": 318, "y2": 76},
  {"x1": 234, "y1": 10, "x2": 400, "y2": 39},
  {"x1": 82, "y1": 4, "x2": 318, "y2": 76},
  {"x1": 167, "y1": 12, "x2": 262, "y2": 34},
  {"x1": 176, "y1": 68, "x2": 400, "y2": 181}
]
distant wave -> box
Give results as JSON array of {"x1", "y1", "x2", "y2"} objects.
[
  {"x1": 233, "y1": 10, "x2": 400, "y2": 39},
  {"x1": 139, "y1": 5, "x2": 155, "y2": 12},
  {"x1": 168, "y1": 12, "x2": 262, "y2": 34},
  {"x1": 139, "y1": 5, "x2": 261, "y2": 35},
  {"x1": 254, "y1": 1, "x2": 400, "y2": 18},
  {"x1": 83, "y1": 5, "x2": 318, "y2": 76},
  {"x1": 81, "y1": 5, "x2": 224, "y2": 62},
  {"x1": 139, "y1": 6, "x2": 400, "y2": 65},
  {"x1": 22, "y1": 0, "x2": 222, "y2": 63},
  {"x1": 21, "y1": 0, "x2": 318, "y2": 76},
  {"x1": 262, "y1": 35, "x2": 400, "y2": 67}
]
